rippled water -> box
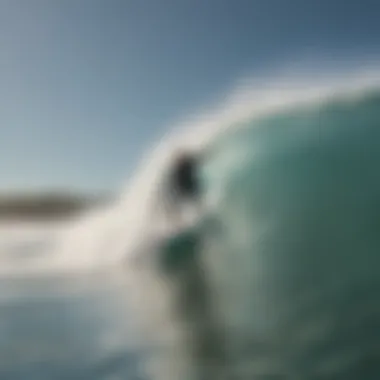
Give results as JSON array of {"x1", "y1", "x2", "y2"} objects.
[{"x1": 0, "y1": 272, "x2": 146, "y2": 380}]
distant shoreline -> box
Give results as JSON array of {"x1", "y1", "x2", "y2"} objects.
[{"x1": 0, "y1": 192, "x2": 111, "y2": 221}]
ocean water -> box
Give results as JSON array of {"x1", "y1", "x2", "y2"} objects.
[
  {"x1": 0, "y1": 258, "x2": 145, "y2": 380},
  {"x1": 1, "y1": 74, "x2": 380, "y2": 380}
]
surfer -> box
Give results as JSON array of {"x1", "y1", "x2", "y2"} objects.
[{"x1": 164, "y1": 150, "x2": 202, "y2": 225}]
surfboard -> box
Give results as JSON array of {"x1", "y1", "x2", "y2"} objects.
[
  {"x1": 159, "y1": 217, "x2": 202, "y2": 272},
  {"x1": 159, "y1": 213, "x2": 222, "y2": 273}
]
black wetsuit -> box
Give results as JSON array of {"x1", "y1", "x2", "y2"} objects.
[{"x1": 171, "y1": 155, "x2": 199, "y2": 199}]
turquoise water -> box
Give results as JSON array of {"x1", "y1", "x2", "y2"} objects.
[{"x1": 152, "y1": 89, "x2": 380, "y2": 379}]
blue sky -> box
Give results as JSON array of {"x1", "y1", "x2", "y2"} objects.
[{"x1": 0, "y1": 0, "x2": 379, "y2": 192}]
